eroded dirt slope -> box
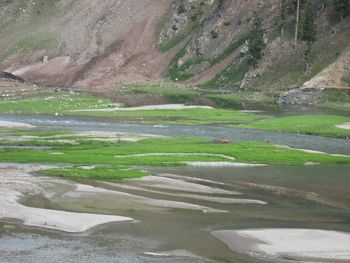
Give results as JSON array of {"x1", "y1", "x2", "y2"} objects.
[{"x1": 0, "y1": 0, "x2": 175, "y2": 90}]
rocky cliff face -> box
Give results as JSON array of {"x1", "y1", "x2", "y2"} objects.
[{"x1": 0, "y1": 0, "x2": 349, "y2": 106}]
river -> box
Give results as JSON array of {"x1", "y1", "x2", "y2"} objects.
[{"x1": 0, "y1": 115, "x2": 350, "y2": 263}]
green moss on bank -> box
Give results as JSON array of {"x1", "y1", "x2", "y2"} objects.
[{"x1": 241, "y1": 115, "x2": 350, "y2": 138}]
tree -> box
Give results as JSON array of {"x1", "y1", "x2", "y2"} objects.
[
  {"x1": 278, "y1": 0, "x2": 288, "y2": 38},
  {"x1": 333, "y1": 0, "x2": 350, "y2": 19},
  {"x1": 178, "y1": 0, "x2": 186, "y2": 14},
  {"x1": 302, "y1": 2, "x2": 317, "y2": 71},
  {"x1": 248, "y1": 12, "x2": 265, "y2": 65},
  {"x1": 302, "y1": 1, "x2": 316, "y2": 43},
  {"x1": 294, "y1": 0, "x2": 301, "y2": 46}
]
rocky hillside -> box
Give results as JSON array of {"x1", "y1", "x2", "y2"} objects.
[
  {"x1": 0, "y1": 0, "x2": 349, "y2": 107},
  {"x1": 0, "y1": 0, "x2": 175, "y2": 90}
]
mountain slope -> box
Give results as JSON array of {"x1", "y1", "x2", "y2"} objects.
[
  {"x1": 0, "y1": 0, "x2": 349, "y2": 107},
  {"x1": 0, "y1": 0, "x2": 175, "y2": 90}
]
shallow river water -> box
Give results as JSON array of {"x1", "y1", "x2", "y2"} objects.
[{"x1": 0, "y1": 115, "x2": 350, "y2": 263}]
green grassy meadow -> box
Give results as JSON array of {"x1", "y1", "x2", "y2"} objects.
[
  {"x1": 0, "y1": 88, "x2": 267, "y2": 125},
  {"x1": 241, "y1": 115, "x2": 350, "y2": 138},
  {"x1": 1, "y1": 131, "x2": 350, "y2": 181}
]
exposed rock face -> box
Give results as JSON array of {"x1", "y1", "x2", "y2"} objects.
[
  {"x1": 277, "y1": 88, "x2": 324, "y2": 106},
  {"x1": 278, "y1": 49, "x2": 350, "y2": 106},
  {"x1": 158, "y1": 0, "x2": 215, "y2": 46},
  {"x1": 178, "y1": 0, "x2": 260, "y2": 69},
  {"x1": 0, "y1": 72, "x2": 24, "y2": 82}
]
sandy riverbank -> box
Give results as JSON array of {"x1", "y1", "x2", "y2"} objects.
[
  {"x1": 71, "y1": 104, "x2": 213, "y2": 112},
  {"x1": 0, "y1": 120, "x2": 35, "y2": 129},
  {"x1": 212, "y1": 228, "x2": 350, "y2": 262},
  {"x1": 336, "y1": 123, "x2": 350, "y2": 130},
  {"x1": 0, "y1": 164, "x2": 133, "y2": 233}
]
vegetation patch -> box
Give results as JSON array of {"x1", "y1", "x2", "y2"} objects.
[
  {"x1": 0, "y1": 90, "x2": 113, "y2": 115},
  {"x1": 71, "y1": 108, "x2": 266, "y2": 125},
  {"x1": 0, "y1": 129, "x2": 68, "y2": 138},
  {"x1": 205, "y1": 92, "x2": 278, "y2": 110},
  {"x1": 0, "y1": 136, "x2": 350, "y2": 171},
  {"x1": 320, "y1": 89, "x2": 350, "y2": 112},
  {"x1": 241, "y1": 115, "x2": 350, "y2": 138},
  {"x1": 200, "y1": 58, "x2": 250, "y2": 89},
  {"x1": 157, "y1": 0, "x2": 219, "y2": 52},
  {"x1": 115, "y1": 83, "x2": 201, "y2": 103},
  {"x1": 249, "y1": 18, "x2": 350, "y2": 92},
  {"x1": 0, "y1": 88, "x2": 266, "y2": 125},
  {"x1": 0, "y1": 34, "x2": 58, "y2": 61},
  {"x1": 168, "y1": 33, "x2": 248, "y2": 82},
  {"x1": 341, "y1": 73, "x2": 350, "y2": 87},
  {"x1": 0, "y1": 0, "x2": 14, "y2": 6}
]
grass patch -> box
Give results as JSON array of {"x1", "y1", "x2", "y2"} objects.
[
  {"x1": 0, "y1": 88, "x2": 266, "y2": 125},
  {"x1": 168, "y1": 33, "x2": 248, "y2": 82},
  {"x1": 167, "y1": 44, "x2": 195, "y2": 81},
  {"x1": 200, "y1": 58, "x2": 250, "y2": 89},
  {"x1": 341, "y1": 73, "x2": 350, "y2": 87},
  {"x1": 320, "y1": 89, "x2": 350, "y2": 112},
  {"x1": 71, "y1": 108, "x2": 266, "y2": 125},
  {"x1": 0, "y1": 136, "x2": 349, "y2": 168},
  {"x1": 0, "y1": 34, "x2": 58, "y2": 61},
  {"x1": 0, "y1": 0, "x2": 14, "y2": 6},
  {"x1": 241, "y1": 115, "x2": 350, "y2": 138},
  {"x1": 0, "y1": 90, "x2": 113, "y2": 115},
  {"x1": 205, "y1": 92, "x2": 278, "y2": 110},
  {"x1": 0, "y1": 129, "x2": 68, "y2": 137},
  {"x1": 39, "y1": 166, "x2": 148, "y2": 181},
  {"x1": 116, "y1": 83, "x2": 201, "y2": 102}
]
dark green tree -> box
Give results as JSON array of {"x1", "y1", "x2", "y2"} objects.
[
  {"x1": 278, "y1": 0, "x2": 288, "y2": 37},
  {"x1": 302, "y1": 1, "x2": 316, "y2": 43},
  {"x1": 248, "y1": 12, "x2": 265, "y2": 65},
  {"x1": 301, "y1": 2, "x2": 317, "y2": 71},
  {"x1": 178, "y1": 0, "x2": 186, "y2": 14},
  {"x1": 333, "y1": 0, "x2": 350, "y2": 19}
]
